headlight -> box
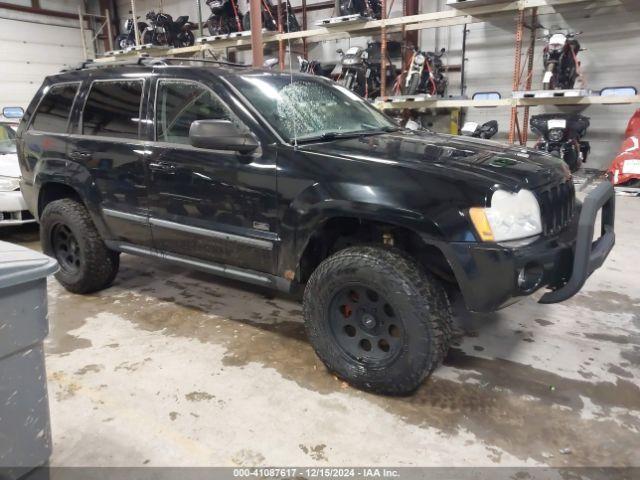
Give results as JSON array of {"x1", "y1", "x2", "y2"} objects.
[
  {"x1": 414, "y1": 54, "x2": 425, "y2": 65},
  {"x1": 469, "y1": 189, "x2": 542, "y2": 242},
  {"x1": 0, "y1": 176, "x2": 20, "y2": 192},
  {"x1": 549, "y1": 128, "x2": 565, "y2": 142}
]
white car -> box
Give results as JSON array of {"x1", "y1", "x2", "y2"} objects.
[{"x1": 0, "y1": 121, "x2": 35, "y2": 227}]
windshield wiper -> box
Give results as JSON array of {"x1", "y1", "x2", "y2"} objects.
[{"x1": 296, "y1": 127, "x2": 398, "y2": 144}]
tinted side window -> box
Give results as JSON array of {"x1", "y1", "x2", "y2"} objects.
[
  {"x1": 156, "y1": 81, "x2": 240, "y2": 144},
  {"x1": 30, "y1": 83, "x2": 79, "y2": 133},
  {"x1": 82, "y1": 80, "x2": 143, "y2": 139}
]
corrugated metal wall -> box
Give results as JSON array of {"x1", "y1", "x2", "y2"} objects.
[{"x1": 0, "y1": 1, "x2": 95, "y2": 110}]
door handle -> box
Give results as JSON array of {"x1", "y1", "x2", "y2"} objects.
[
  {"x1": 69, "y1": 150, "x2": 92, "y2": 161},
  {"x1": 148, "y1": 161, "x2": 176, "y2": 173}
]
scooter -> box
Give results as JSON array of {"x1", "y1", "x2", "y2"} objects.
[
  {"x1": 206, "y1": 0, "x2": 244, "y2": 36},
  {"x1": 542, "y1": 29, "x2": 583, "y2": 90},
  {"x1": 114, "y1": 14, "x2": 148, "y2": 49},
  {"x1": 461, "y1": 120, "x2": 498, "y2": 139},
  {"x1": 339, "y1": 0, "x2": 382, "y2": 19},
  {"x1": 403, "y1": 48, "x2": 447, "y2": 96},
  {"x1": 243, "y1": 0, "x2": 299, "y2": 32},
  {"x1": 531, "y1": 114, "x2": 590, "y2": 172},
  {"x1": 143, "y1": 11, "x2": 195, "y2": 47}
]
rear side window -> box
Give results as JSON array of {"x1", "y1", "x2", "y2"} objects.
[
  {"x1": 30, "y1": 83, "x2": 79, "y2": 133},
  {"x1": 82, "y1": 80, "x2": 143, "y2": 139}
]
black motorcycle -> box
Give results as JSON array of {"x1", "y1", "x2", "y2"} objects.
[
  {"x1": 143, "y1": 11, "x2": 195, "y2": 47},
  {"x1": 403, "y1": 47, "x2": 447, "y2": 96},
  {"x1": 243, "y1": 0, "x2": 299, "y2": 32},
  {"x1": 298, "y1": 56, "x2": 337, "y2": 78},
  {"x1": 337, "y1": 42, "x2": 395, "y2": 98},
  {"x1": 206, "y1": 0, "x2": 244, "y2": 36},
  {"x1": 542, "y1": 29, "x2": 582, "y2": 90},
  {"x1": 461, "y1": 120, "x2": 498, "y2": 139},
  {"x1": 114, "y1": 14, "x2": 148, "y2": 49},
  {"x1": 339, "y1": 0, "x2": 382, "y2": 19},
  {"x1": 531, "y1": 114, "x2": 590, "y2": 172}
]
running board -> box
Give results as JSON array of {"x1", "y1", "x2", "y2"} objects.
[{"x1": 107, "y1": 242, "x2": 292, "y2": 292}]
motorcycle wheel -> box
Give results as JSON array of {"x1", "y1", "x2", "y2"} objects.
[
  {"x1": 179, "y1": 31, "x2": 195, "y2": 47},
  {"x1": 543, "y1": 63, "x2": 555, "y2": 90},
  {"x1": 343, "y1": 72, "x2": 355, "y2": 92},
  {"x1": 403, "y1": 74, "x2": 420, "y2": 96},
  {"x1": 142, "y1": 30, "x2": 154, "y2": 45},
  {"x1": 114, "y1": 34, "x2": 131, "y2": 50}
]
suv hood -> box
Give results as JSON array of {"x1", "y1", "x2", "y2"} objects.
[
  {"x1": 0, "y1": 152, "x2": 20, "y2": 178},
  {"x1": 299, "y1": 130, "x2": 570, "y2": 190}
]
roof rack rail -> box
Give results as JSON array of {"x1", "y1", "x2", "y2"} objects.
[
  {"x1": 157, "y1": 58, "x2": 251, "y2": 68},
  {"x1": 59, "y1": 54, "x2": 168, "y2": 72}
]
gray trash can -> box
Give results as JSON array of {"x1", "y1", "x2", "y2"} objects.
[{"x1": 0, "y1": 241, "x2": 58, "y2": 480}]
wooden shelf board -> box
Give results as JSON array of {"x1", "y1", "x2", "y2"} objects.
[{"x1": 375, "y1": 95, "x2": 640, "y2": 110}]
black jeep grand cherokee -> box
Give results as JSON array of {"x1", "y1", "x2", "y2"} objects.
[{"x1": 17, "y1": 58, "x2": 615, "y2": 394}]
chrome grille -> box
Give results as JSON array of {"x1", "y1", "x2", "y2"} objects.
[{"x1": 536, "y1": 180, "x2": 575, "y2": 236}]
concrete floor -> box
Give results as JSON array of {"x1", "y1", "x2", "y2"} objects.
[{"x1": 3, "y1": 193, "x2": 639, "y2": 468}]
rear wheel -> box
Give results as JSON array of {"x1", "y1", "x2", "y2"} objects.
[
  {"x1": 303, "y1": 246, "x2": 452, "y2": 395},
  {"x1": 41, "y1": 199, "x2": 119, "y2": 294}
]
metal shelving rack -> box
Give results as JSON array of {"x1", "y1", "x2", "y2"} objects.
[{"x1": 91, "y1": 0, "x2": 640, "y2": 144}]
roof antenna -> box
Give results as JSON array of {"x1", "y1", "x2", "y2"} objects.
[{"x1": 285, "y1": 0, "x2": 298, "y2": 148}]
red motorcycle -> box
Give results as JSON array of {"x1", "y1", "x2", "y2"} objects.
[{"x1": 608, "y1": 109, "x2": 640, "y2": 188}]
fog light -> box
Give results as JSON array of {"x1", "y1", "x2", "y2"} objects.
[{"x1": 517, "y1": 262, "x2": 544, "y2": 292}]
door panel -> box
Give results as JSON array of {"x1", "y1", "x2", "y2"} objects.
[
  {"x1": 148, "y1": 79, "x2": 278, "y2": 274},
  {"x1": 73, "y1": 79, "x2": 152, "y2": 247}
]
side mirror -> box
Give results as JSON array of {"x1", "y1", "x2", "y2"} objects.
[
  {"x1": 336, "y1": 48, "x2": 343, "y2": 54},
  {"x1": 189, "y1": 120, "x2": 259, "y2": 154},
  {"x1": 2, "y1": 107, "x2": 24, "y2": 119}
]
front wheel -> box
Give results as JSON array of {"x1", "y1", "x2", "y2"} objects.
[
  {"x1": 114, "y1": 34, "x2": 132, "y2": 50},
  {"x1": 178, "y1": 30, "x2": 195, "y2": 47},
  {"x1": 403, "y1": 73, "x2": 420, "y2": 95},
  {"x1": 40, "y1": 199, "x2": 120, "y2": 294},
  {"x1": 303, "y1": 246, "x2": 452, "y2": 395}
]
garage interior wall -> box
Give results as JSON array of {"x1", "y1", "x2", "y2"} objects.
[{"x1": 0, "y1": 0, "x2": 98, "y2": 110}]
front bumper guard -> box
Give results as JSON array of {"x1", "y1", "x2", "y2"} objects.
[{"x1": 539, "y1": 181, "x2": 615, "y2": 304}]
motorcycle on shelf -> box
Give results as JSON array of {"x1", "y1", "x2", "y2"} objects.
[
  {"x1": 114, "y1": 13, "x2": 148, "y2": 49},
  {"x1": 530, "y1": 114, "x2": 590, "y2": 172},
  {"x1": 339, "y1": 0, "x2": 382, "y2": 19},
  {"x1": 336, "y1": 42, "x2": 394, "y2": 99},
  {"x1": 541, "y1": 29, "x2": 583, "y2": 90},
  {"x1": 298, "y1": 56, "x2": 338, "y2": 78},
  {"x1": 206, "y1": 0, "x2": 244, "y2": 36},
  {"x1": 403, "y1": 48, "x2": 447, "y2": 96},
  {"x1": 143, "y1": 11, "x2": 195, "y2": 47},
  {"x1": 243, "y1": 0, "x2": 299, "y2": 32},
  {"x1": 461, "y1": 120, "x2": 498, "y2": 139}
]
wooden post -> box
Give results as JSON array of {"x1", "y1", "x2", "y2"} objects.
[
  {"x1": 301, "y1": 0, "x2": 307, "y2": 57},
  {"x1": 131, "y1": 0, "x2": 140, "y2": 46},
  {"x1": 250, "y1": 0, "x2": 264, "y2": 66},
  {"x1": 78, "y1": 6, "x2": 88, "y2": 59},
  {"x1": 105, "y1": 9, "x2": 114, "y2": 51},
  {"x1": 380, "y1": 0, "x2": 387, "y2": 98},
  {"x1": 508, "y1": 8, "x2": 525, "y2": 144},
  {"x1": 277, "y1": 0, "x2": 284, "y2": 70},
  {"x1": 522, "y1": 7, "x2": 538, "y2": 145}
]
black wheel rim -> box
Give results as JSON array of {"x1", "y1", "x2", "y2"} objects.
[
  {"x1": 328, "y1": 285, "x2": 404, "y2": 364},
  {"x1": 51, "y1": 223, "x2": 81, "y2": 274}
]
